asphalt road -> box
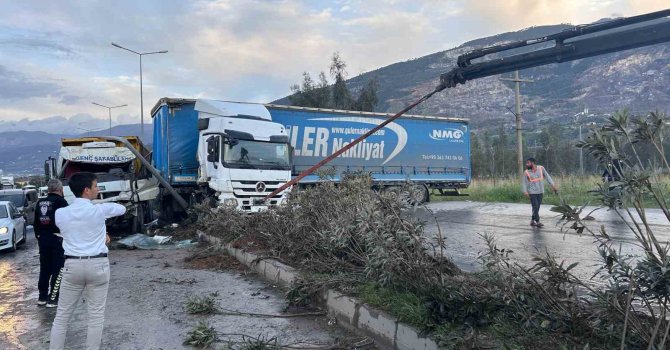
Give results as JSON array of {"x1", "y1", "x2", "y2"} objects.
[
  {"x1": 0, "y1": 227, "x2": 357, "y2": 350},
  {"x1": 416, "y1": 201, "x2": 670, "y2": 282}
]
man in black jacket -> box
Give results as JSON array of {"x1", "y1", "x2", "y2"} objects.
[{"x1": 34, "y1": 179, "x2": 68, "y2": 307}]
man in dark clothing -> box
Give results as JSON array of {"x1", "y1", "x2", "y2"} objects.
[{"x1": 34, "y1": 179, "x2": 68, "y2": 307}]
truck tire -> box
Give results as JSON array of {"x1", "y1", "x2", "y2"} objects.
[
  {"x1": 410, "y1": 184, "x2": 429, "y2": 204},
  {"x1": 383, "y1": 185, "x2": 428, "y2": 205}
]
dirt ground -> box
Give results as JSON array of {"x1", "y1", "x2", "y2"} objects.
[{"x1": 0, "y1": 227, "x2": 361, "y2": 349}]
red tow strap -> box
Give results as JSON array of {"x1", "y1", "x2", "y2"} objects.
[{"x1": 264, "y1": 86, "x2": 444, "y2": 201}]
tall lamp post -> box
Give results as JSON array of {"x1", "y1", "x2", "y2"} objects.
[
  {"x1": 111, "y1": 42, "x2": 167, "y2": 139},
  {"x1": 92, "y1": 102, "x2": 127, "y2": 135}
]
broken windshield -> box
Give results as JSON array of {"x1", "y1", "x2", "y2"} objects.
[{"x1": 223, "y1": 140, "x2": 290, "y2": 170}]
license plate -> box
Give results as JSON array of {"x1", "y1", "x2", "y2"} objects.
[{"x1": 98, "y1": 186, "x2": 106, "y2": 191}]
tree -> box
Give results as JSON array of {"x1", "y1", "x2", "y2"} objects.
[
  {"x1": 329, "y1": 52, "x2": 353, "y2": 110},
  {"x1": 289, "y1": 72, "x2": 329, "y2": 108},
  {"x1": 352, "y1": 78, "x2": 378, "y2": 112},
  {"x1": 289, "y1": 52, "x2": 378, "y2": 112}
]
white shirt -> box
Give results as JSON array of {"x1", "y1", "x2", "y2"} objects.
[{"x1": 55, "y1": 198, "x2": 126, "y2": 256}]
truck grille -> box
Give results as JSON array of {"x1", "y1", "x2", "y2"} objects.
[{"x1": 231, "y1": 181, "x2": 285, "y2": 199}]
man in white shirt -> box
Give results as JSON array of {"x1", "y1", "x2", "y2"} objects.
[{"x1": 49, "y1": 172, "x2": 126, "y2": 350}]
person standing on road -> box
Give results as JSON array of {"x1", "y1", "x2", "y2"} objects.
[
  {"x1": 521, "y1": 158, "x2": 558, "y2": 227},
  {"x1": 49, "y1": 172, "x2": 126, "y2": 350},
  {"x1": 34, "y1": 179, "x2": 69, "y2": 308}
]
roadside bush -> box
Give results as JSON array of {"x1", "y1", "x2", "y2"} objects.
[{"x1": 194, "y1": 172, "x2": 459, "y2": 294}]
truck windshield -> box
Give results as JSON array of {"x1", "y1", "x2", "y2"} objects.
[
  {"x1": 0, "y1": 194, "x2": 24, "y2": 208},
  {"x1": 62, "y1": 161, "x2": 133, "y2": 182},
  {"x1": 223, "y1": 140, "x2": 290, "y2": 170}
]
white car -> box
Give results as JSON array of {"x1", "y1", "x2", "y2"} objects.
[{"x1": 0, "y1": 201, "x2": 27, "y2": 252}]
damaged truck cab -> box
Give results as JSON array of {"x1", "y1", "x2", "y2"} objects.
[
  {"x1": 51, "y1": 137, "x2": 159, "y2": 232},
  {"x1": 151, "y1": 98, "x2": 292, "y2": 217}
]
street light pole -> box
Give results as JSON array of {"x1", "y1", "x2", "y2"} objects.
[
  {"x1": 111, "y1": 42, "x2": 167, "y2": 139},
  {"x1": 92, "y1": 102, "x2": 128, "y2": 135}
]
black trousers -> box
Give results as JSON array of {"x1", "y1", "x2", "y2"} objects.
[
  {"x1": 37, "y1": 235, "x2": 65, "y2": 302},
  {"x1": 530, "y1": 193, "x2": 544, "y2": 222}
]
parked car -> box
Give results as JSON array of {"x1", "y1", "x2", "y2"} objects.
[
  {"x1": 0, "y1": 201, "x2": 27, "y2": 252},
  {"x1": 0, "y1": 189, "x2": 38, "y2": 225}
]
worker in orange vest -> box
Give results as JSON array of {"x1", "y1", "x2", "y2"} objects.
[{"x1": 522, "y1": 158, "x2": 558, "y2": 227}]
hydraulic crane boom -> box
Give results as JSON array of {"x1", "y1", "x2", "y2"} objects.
[
  {"x1": 264, "y1": 8, "x2": 670, "y2": 201},
  {"x1": 439, "y1": 8, "x2": 670, "y2": 90}
]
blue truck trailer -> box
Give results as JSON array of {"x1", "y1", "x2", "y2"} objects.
[
  {"x1": 266, "y1": 104, "x2": 471, "y2": 202},
  {"x1": 150, "y1": 98, "x2": 470, "y2": 213}
]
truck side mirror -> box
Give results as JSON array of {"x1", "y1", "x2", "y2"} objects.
[{"x1": 206, "y1": 136, "x2": 220, "y2": 163}]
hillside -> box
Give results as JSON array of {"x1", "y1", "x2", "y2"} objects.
[{"x1": 277, "y1": 23, "x2": 670, "y2": 130}]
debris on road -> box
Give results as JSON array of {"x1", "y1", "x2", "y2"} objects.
[{"x1": 117, "y1": 233, "x2": 197, "y2": 250}]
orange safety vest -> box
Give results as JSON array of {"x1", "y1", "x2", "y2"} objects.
[{"x1": 525, "y1": 166, "x2": 545, "y2": 182}]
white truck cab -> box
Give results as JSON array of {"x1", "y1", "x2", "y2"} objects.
[{"x1": 195, "y1": 100, "x2": 292, "y2": 212}]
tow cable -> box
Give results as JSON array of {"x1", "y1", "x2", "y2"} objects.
[{"x1": 264, "y1": 84, "x2": 446, "y2": 201}]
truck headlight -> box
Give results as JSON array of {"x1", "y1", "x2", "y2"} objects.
[
  {"x1": 223, "y1": 198, "x2": 238, "y2": 208},
  {"x1": 0, "y1": 227, "x2": 7, "y2": 234}
]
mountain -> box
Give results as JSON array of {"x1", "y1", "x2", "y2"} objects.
[
  {"x1": 0, "y1": 124, "x2": 151, "y2": 175},
  {"x1": 276, "y1": 23, "x2": 670, "y2": 130}
]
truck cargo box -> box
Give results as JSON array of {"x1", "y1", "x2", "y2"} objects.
[
  {"x1": 266, "y1": 105, "x2": 471, "y2": 187},
  {"x1": 151, "y1": 98, "x2": 200, "y2": 185}
]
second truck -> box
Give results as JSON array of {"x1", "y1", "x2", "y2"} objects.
[{"x1": 46, "y1": 136, "x2": 159, "y2": 232}]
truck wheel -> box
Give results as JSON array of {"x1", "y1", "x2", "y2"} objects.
[
  {"x1": 386, "y1": 185, "x2": 428, "y2": 205},
  {"x1": 409, "y1": 185, "x2": 429, "y2": 204},
  {"x1": 382, "y1": 186, "x2": 402, "y2": 202}
]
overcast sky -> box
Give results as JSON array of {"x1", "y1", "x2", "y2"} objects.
[{"x1": 0, "y1": 0, "x2": 667, "y2": 132}]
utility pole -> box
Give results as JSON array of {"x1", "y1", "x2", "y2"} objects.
[
  {"x1": 500, "y1": 71, "x2": 534, "y2": 180},
  {"x1": 574, "y1": 107, "x2": 588, "y2": 175}
]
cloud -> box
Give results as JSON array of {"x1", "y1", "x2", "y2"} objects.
[
  {"x1": 59, "y1": 94, "x2": 80, "y2": 105},
  {"x1": 0, "y1": 65, "x2": 64, "y2": 101},
  {"x1": 461, "y1": 0, "x2": 668, "y2": 31},
  {"x1": 0, "y1": 0, "x2": 667, "y2": 129}
]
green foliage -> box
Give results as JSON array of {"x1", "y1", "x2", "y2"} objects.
[
  {"x1": 183, "y1": 321, "x2": 218, "y2": 349},
  {"x1": 289, "y1": 52, "x2": 379, "y2": 112},
  {"x1": 559, "y1": 109, "x2": 670, "y2": 349},
  {"x1": 356, "y1": 283, "x2": 430, "y2": 327},
  {"x1": 238, "y1": 336, "x2": 279, "y2": 350},
  {"x1": 185, "y1": 294, "x2": 218, "y2": 315}
]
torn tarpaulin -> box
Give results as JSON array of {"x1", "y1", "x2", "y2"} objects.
[{"x1": 117, "y1": 234, "x2": 197, "y2": 250}]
